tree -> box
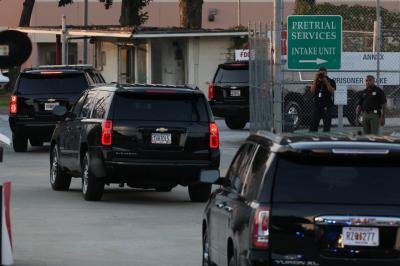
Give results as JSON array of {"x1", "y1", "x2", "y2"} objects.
[
  {"x1": 6, "y1": 0, "x2": 36, "y2": 91},
  {"x1": 294, "y1": 0, "x2": 315, "y2": 15},
  {"x1": 179, "y1": 0, "x2": 203, "y2": 29},
  {"x1": 58, "y1": 0, "x2": 151, "y2": 27}
]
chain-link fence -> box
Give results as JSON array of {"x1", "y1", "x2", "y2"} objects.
[
  {"x1": 249, "y1": 23, "x2": 273, "y2": 132},
  {"x1": 250, "y1": 0, "x2": 400, "y2": 134}
]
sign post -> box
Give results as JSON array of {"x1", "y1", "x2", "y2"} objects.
[{"x1": 287, "y1": 15, "x2": 342, "y2": 70}]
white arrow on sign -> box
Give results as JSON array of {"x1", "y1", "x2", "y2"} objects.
[{"x1": 299, "y1": 58, "x2": 328, "y2": 65}]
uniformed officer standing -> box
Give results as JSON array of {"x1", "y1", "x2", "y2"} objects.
[
  {"x1": 310, "y1": 67, "x2": 336, "y2": 132},
  {"x1": 356, "y1": 75, "x2": 388, "y2": 135}
]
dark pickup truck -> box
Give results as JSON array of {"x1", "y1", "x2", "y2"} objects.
[
  {"x1": 208, "y1": 62, "x2": 249, "y2": 130},
  {"x1": 202, "y1": 132, "x2": 400, "y2": 266}
]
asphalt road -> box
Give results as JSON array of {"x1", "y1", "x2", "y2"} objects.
[{"x1": 0, "y1": 116, "x2": 249, "y2": 266}]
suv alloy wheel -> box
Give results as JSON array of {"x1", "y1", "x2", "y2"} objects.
[
  {"x1": 202, "y1": 229, "x2": 211, "y2": 266},
  {"x1": 82, "y1": 152, "x2": 104, "y2": 201},
  {"x1": 50, "y1": 145, "x2": 72, "y2": 190}
]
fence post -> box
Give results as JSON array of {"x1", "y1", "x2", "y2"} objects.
[
  {"x1": 273, "y1": 0, "x2": 283, "y2": 133},
  {"x1": 376, "y1": 0, "x2": 381, "y2": 86}
]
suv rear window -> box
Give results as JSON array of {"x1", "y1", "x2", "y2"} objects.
[
  {"x1": 214, "y1": 65, "x2": 248, "y2": 83},
  {"x1": 113, "y1": 93, "x2": 209, "y2": 122},
  {"x1": 18, "y1": 73, "x2": 86, "y2": 94},
  {"x1": 273, "y1": 154, "x2": 400, "y2": 205}
]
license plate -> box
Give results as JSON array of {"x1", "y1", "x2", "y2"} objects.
[
  {"x1": 44, "y1": 102, "x2": 59, "y2": 111},
  {"x1": 230, "y1": 90, "x2": 241, "y2": 97},
  {"x1": 151, "y1": 133, "x2": 172, "y2": 144},
  {"x1": 343, "y1": 227, "x2": 379, "y2": 247}
]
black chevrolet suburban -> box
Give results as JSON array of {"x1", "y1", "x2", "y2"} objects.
[
  {"x1": 9, "y1": 65, "x2": 105, "y2": 152},
  {"x1": 208, "y1": 62, "x2": 249, "y2": 130},
  {"x1": 202, "y1": 132, "x2": 400, "y2": 266},
  {"x1": 50, "y1": 84, "x2": 220, "y2": 202}
]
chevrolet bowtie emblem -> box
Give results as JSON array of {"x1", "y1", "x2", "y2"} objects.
[
  {"x1": 156, "y1": 128, "x2": 168, "y2": 133},
  {"x1": 47, "y1": 98, "x2": 56, "y2": 102}
]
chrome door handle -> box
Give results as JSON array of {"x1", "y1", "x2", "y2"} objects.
[
  {"x1": 216, "y1": 203, "x2": 224, "y2": 209},
  {"x1": 224, "y1": 206, "x2": 233, "y2": 213}
]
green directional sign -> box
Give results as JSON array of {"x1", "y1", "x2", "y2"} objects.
[{"x1": 287, "y1": 15, "x2": 342, "y2": 70}]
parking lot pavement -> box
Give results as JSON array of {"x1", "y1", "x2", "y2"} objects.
[{"x1": 0, "y1": 117, "x2": 249, "y2": 266}]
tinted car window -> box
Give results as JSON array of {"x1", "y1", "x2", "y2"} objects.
[
  {"x1": 214, "y1": 66, "x2": 248, "y2": 83},
  {"x1": 72, "y1": 92, "x2": 87, "y2": 117},
  {"x1": 80, "y1": 90, "x2": 96, "y2": 118},
  {"x1": 18, "y1": 73, "x2": 86, "y2": 94},
  {"x1": 91, "y1": 91, "x2": 112, "y2": 119},
  {"x1": 113, "y1": 93, "x2": 209, "y2": 122},
  {"x1": 273, "y1": 155, "x2": 400, "y2": 205},
  {"x1": 242, "y1": 146, "x2": 269, "y2": 201},
  {"x1": 226, "y1": 143, "x2": 255, "y2": 192}
]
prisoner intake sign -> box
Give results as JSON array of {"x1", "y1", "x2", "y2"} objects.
[{"x1": 287, "y1": 15, "x2": 342, "y2": 70}]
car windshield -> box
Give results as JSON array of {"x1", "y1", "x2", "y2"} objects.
[
  {"x1": 214, "y1": 67, "x2": 248, "y2": 83},
  {"x1": 113, "y1": 93, "x2": 209, "y2": 122},
  {"x1": 18, "y1": 73, "x2": 86, "y2": 94},
  {"x1": 273, "y1": 154, "x2": 400, "y2": 205}
]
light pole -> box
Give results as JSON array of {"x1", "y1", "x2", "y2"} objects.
[
  {"x1": 83, "y1": 0, "x2": 88, "y2": 64},
  {"x1": 237, "y1": 0, "x2": 241, "y2": 26}
]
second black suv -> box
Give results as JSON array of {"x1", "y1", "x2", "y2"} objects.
[
  {"x1": 9, "y1": 65, "x2": 105, "y2": 152},
  {"x1": 201, "y1": 132, "x2": 400, "y2": 266},
  {"x1": 50, "y1": 84, "x2": 220, "y2": 202},
  {"x1": 208, "y1": 62, "x2": 249, "y2": 130}
]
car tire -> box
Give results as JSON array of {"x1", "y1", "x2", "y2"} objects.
[
  {"x1": 188, "y1": 183, "x2": 212, "y2": 202},
  {"x1": 12, "y1": 133, "x2": 28, "y2": 152},
  {"x1": 225, "y1": 116, "x2": 247, "y2": 130},
  {"x1": 50, "y1": 145, "x2": 72, "y2": 191},
  {"x1": 202, "y1": 229, "x2": 212, "y2": 266},
  {"x1": 30, "y1": 139, "x2": 44, "y2": 147},
  {"x1": 284, "y1": 101, "x2": 302, "y2": 130},
  {"x1": 81, "y1": 152, "x2": 104, "y2": 201}
]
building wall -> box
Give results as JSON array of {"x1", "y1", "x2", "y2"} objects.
[
  {"x1": 99, "y1": 42, "x2": 119, "y2": 83},
  {"x1": 187, "y1": 37, "x2": 233, "y2": 94}
]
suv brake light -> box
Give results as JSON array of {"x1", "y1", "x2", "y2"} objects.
[
  {"x1": 252, "y1": 205, "x2": 270, "y2": 248},
  {"x1": 209, "y1": 122, "x2": 219, "y2": 149},
  {"x1": 101, "y1": 120, "x2": 113, "y2": 146},
  {"x1": 208, "y1": 83, "x2": 214, "y2": 100},
  {"x1": 10, "y1": 95, "x2": 17, "y2": 114}
]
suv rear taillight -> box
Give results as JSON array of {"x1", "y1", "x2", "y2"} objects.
[
  {"x1": 209, "y1": 122, "x2": 219, "y2": 149},
  {"x1": 10, "y1": 95, "x2": 17, "y2": 114},
  {"x1": 101, "y1": 120, "x2": 113, "y2": 146},
  {"x1": 252, "y1": 205, "x2": 270, "y2": 248},
  {"x1": 208, "y1": 82, "x2": 214, "y2": 100}
]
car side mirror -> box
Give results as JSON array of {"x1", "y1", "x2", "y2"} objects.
[
  {"x1": 53, "y1": 105, "x2": 68, "y2": 117},
  {"x1": 199, "y1": 170, "x2": 229, "y2": 186}
]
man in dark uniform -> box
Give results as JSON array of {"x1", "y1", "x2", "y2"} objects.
[
  {"x1": 310, "y1": 67, "x2": 336, "y2": 132},
  {"x1": 356, "y1": 75, "x2": 388, "y2": 135}
]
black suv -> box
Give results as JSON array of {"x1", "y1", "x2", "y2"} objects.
[
  {"x1": 208, "y1": 62, "x2": 249, "y2": 130},
  {"x1": 201, "y1": 132, "x2": 400, "y2": 266},
  {"x1": 50, "y1": 84, "x2": 220, "y2": 202},
  {"x1": 9, "y1": 65, "x2": 105, "y2": 152}
]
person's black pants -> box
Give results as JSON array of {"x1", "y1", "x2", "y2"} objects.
[{"x1": 310, "y1": 105, "x2": 332, "y2": 132}]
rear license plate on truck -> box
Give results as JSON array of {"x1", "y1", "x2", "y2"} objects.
[
  {"x1": 44, "y1": 102, "x2": 59, "y2": 111},
  {"x1": 151, "y1": 133, "x2": 172, "y2": 144},
  {"x1": 230, "y1": 90, "x2": 241, "y2": 97},
  {"x1": 343, "y1": 227, "x2": 379, "y2": 247}
]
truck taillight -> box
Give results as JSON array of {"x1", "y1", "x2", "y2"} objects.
[
  {"x1": 252, "y1": 205, "x2": 270, "y2": 248},
  {"x1": 101, "y1": 120, "x2": 113, "y2": 146},
  {"x1": 209, "y1": 122, "x2": 219, "y2": 149},
  {"x1": 208, "y1": 82, "x2": 214, "y2": 100},
  {"x1": 10, "y1": 95, "x2": 17, "y2": 114}
]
